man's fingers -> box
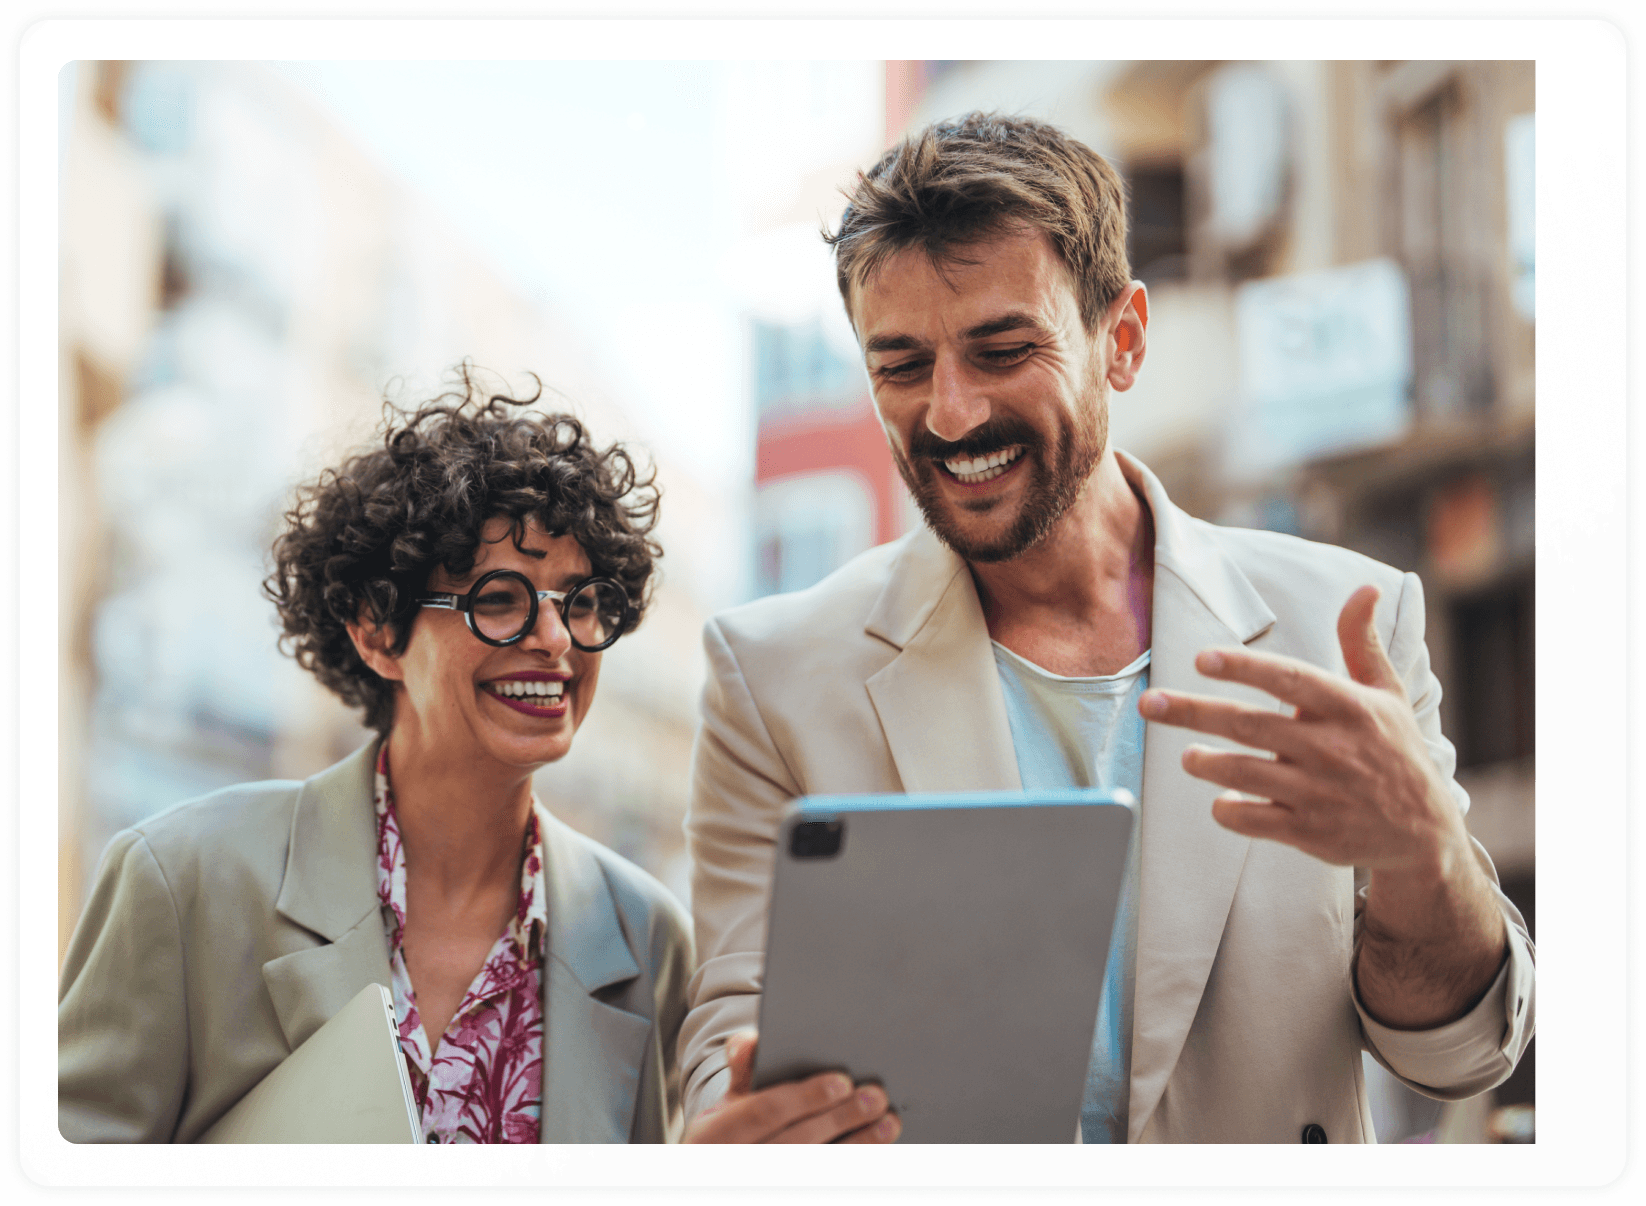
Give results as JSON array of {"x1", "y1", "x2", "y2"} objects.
[
  {"x1": 836, "y1": 1112, "x2": 903, "y2": 1144},
  {"x1": 1177, "y1": 647, "x2": 1358, "y2": 719},
  {"x1": 1139, "y1": 691, "x2": 1308, "y2": 759},
  {"x1": 1181, "y1": 745, "x2": 1323, "y2": 808},
  {"x1": 767, "y1": 1085, "x2": 896, "y2": 1144},
  {"x1": 1337, "y1": 585, "x2": 1400, "y2": 692},
  {"x1": 1209, "y1": 792, "x2": 1298, "y2": 842},
  {"x1": 724, "y1": 1029, "x2": 758, "y2": 1097},
  {"x1": 687, "y1": 1069, "x2": 855, "y2": 1143}
]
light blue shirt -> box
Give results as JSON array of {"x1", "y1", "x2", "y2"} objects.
[{"x1": 992, "y1": 642, "x2": 1148, "y2": 1145}]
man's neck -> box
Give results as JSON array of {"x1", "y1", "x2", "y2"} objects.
[{"x1": 969, "y1": 450, "x2": 1155, "y2": 678}]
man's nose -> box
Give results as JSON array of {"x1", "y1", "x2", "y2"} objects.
[{"x1": 925, "y1": 353, "x2": 991, "y2": 443}]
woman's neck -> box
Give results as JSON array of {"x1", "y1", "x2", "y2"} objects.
[{"x1": 383, "y1": 732, "x2": 535, "y2": 899}]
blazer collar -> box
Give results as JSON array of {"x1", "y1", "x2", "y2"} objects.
[
  {"x1": 537, "y1": 811, "x2": 642, "y2": 993},
  {"x1": 536, "y1": 811, "x2": 650, "y2": 1143},
  {"x1": 1118, "y1": 450, "x2": 1275, "y2": 646},
  {"x1": 1117, "y1": 452, "x2": 1278, "y2": 1140},
  {"x1": 863, "y1": 528, "x2": 1021, "y2": 793},
  {"x1": 274, "y1": 739, "x2": 382, "y2": 942},
  {"x1": 264, "y1": 740, "x2": 392, "y2": 1052}
]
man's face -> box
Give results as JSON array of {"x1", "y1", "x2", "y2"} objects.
[{"x1": 852, "y1": 229, "x2": 1136, "y2": 563}]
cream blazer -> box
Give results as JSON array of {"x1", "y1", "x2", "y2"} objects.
[
  {"x1": 59, "y1": 741, "x2": 693, "y2": 1143},
  {"x1": 680, "y1": 453, "x2": 1535, "y2": 1143}
]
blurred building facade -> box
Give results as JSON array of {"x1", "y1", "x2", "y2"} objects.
[
  {"x1": 57, "y1": 61, "x2": 718, "y2": 959},
  {"x1": 889, "y1": 60, "x2": 1536, "y2": 1141}
]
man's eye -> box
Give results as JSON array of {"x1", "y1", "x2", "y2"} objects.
[
  {"x1": 980, "y1": 343, "x2": 1036, "y2": 364},
  {"x1": 876, "y1": 359, "x2": 927, "y2": 381}
]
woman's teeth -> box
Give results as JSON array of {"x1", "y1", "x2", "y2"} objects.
[
  {"x1": 944, "y1": 445, "x2": 1024, "y2": 483},
  {"x1": 488, "y1": 680, "x2": 564, "y2": 701}
]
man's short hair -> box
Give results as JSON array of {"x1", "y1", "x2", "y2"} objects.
[
  {"x1": 825, "y1": 112, "x2": 1132, "y2": 332},
  {"x1": 264, "y1": 364, "x2": 661, "y2": 733}
]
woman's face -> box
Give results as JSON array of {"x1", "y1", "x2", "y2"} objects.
[{"x1": 370, "y1": 516, "x2": 604, "y2": 772}]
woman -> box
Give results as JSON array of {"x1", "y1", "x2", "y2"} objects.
[
  {"x1": 58, "y1": 374, "x2": 692, "y2": 1143},
  {"x1": 58, "y1": 372, "x2": 899, "y2": 1145}
]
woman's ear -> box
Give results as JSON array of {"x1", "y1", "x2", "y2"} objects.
[
  {"x1": 346, "y1": 610, "x2": 405, "y2": 683},
  {"x1": 1106, "y1": 280, "x2": 1148, "y2": 393}
]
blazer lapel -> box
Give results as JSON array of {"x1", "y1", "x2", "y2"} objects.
[
  {"x1": 264, "y1": 741, "x2": 393, "y2": 1052},
  {"x1": 1120, "y1": 453, "x2": 1278, "y2": 1142},
  {"x1": 535, "y1": 814, "x2": 650, "y2": 1144},
  {"x1": 864, "y1": 529, "x2": 1021, "y2": 794}
]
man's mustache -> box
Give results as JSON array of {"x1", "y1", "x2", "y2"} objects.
[{"x1": 907, "y1": 419, "x2": 1041, "y2": 462}]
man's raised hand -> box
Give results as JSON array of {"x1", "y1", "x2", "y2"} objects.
[
  {"x1": 1139, "y1": 584, "x2": 1508, "y2": 1028},
  {"x1": 1138, "y1": 585, "x2": 1467, "y2": 874},
  {"x1": 682, "y1": 1030, "x2": 901, "y2": 1144}
]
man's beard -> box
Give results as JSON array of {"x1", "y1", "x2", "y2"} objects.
[{"x1": 891, "y1": 389, "x2": 1108, "y2": 564}]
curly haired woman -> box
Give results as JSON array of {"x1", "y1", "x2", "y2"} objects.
[{"x1": 59, "y1": 370, "x2": 694, "y2": 1143}]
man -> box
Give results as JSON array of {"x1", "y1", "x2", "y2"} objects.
[{"x1": 679, "y1": 113, "x2": 1534, "y2": 1144}]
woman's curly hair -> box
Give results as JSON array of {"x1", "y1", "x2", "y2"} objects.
[{"x1": 265, "y1": 367, "x2": 662, "y2": 734}]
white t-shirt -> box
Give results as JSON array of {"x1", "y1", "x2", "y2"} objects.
[{"x1": 992, "y1": 641, "x2": 1149, "y2": 1144}]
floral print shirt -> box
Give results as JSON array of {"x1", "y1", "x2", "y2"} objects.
[{"x1": 374, "y1": 746, "x2": 548, "y2": 1144}]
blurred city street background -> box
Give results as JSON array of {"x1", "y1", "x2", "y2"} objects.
[{"x1": 58, "y1": 58, "x2": 1534, "y2": 1144}]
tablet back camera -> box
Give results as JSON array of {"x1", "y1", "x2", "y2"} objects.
[{"x1": 789, "y1": 819, "x2": 844, "y2": 859}]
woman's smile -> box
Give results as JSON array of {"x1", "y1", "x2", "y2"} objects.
[{"x1": 482, "y1": 671, "x2": 570, "y2": 718}]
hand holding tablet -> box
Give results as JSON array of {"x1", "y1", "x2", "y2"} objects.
[{"x1": 682, "y1": 1030, "x2": 900, "y2": 1143}]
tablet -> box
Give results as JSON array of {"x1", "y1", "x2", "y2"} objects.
[
  {"x1": 198, "y1": 983, "x2": 420, "y2": 1143},
  {"x1": 751, "y1": 790, "x2": 1134, "y2": 1143}
]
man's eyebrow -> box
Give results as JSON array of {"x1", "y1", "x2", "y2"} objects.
[
  {"x1": 961, "y1": 312, "x2": 1046, "y2": 341},
  {"x1": 863, "y1": 332, "x2": 928, "y2": 355},
  {"x1": 863, "y1": 312, "x2": 1048, "y2": 355}
]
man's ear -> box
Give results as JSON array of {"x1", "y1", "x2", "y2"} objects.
[
  {"x1": 1106, "y1": 280, "x2": 1148, "y2": 393},
  {"x1": 346, "y1": 610, "x2": 405, "y2": 683}
]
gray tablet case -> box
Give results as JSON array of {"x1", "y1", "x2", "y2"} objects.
[{"x1": 752, "y1": 790, "x2": 1134, "y2": 1143}]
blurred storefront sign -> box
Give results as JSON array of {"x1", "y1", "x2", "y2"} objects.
[{"x1": 1224, "y1": 257, "x2": 1413, "y2": 481}]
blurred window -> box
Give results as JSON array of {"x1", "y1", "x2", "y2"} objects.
[
  {"x1": 754, "y1": 470, "x2": 875, "y2": 596},
  {"x1": 121, "y1": 64, "x2": 194, "y2": 154},
  {"x1": 1449, "y1": 571, "x2": 1534, "y2": 768},
  {"x1": 1126, "y1": 164, "x2": 1187, "y2": 285},
  {"x1": 1398, "y1": 82, "x2": 1491, "y2": 418},
  {"x1": 753, "y1": 320, "x2": 862, "y2": 420},
  {"x1": 1504, "y1": 113, "x2": 1535, "y2": 322},
  {"x1": 1195, "y1": 63, "x2": 1291, "y2": 278}
]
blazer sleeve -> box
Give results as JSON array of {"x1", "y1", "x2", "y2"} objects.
[
  {"x1": 59, "y1": 829, "x2": 191, "y2": 1143},
  {"x1": 677, "y1": 616, "x2": 805, "y2": 1122},
  {"x1": 1352, "y1": 570, "x2": 1536, "y2": 1100}
]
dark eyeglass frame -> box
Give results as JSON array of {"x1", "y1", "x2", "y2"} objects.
[{"x1": 417, "y1": 569, "x2": 635, "y2": 652}]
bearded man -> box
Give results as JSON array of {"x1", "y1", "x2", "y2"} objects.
[{"x1": 677, "y1": 113, "x2": 1534, "y2": 1144}]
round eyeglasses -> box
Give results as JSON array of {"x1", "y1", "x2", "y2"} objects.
[{"x1": 417, "y1": 570, "x2": 635, "y2": 652}]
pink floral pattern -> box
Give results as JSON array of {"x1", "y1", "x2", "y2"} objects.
[{"x1": 375, "y1": 745, "x2": 548, "y2": 1144}]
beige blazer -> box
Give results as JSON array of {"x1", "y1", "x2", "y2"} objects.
[
  {"x1": 680, "y1": 453, "x2": 1534, "y2": 1143},
  {"x1": 59, "y1": 741, "x2": 693, "y2": 1143}
]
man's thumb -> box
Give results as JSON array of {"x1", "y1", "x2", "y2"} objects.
[{"x1": 1337, "y1": 585, "x2": 1399, "y2": 690}]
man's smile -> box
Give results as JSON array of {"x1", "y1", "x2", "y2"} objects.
[{"x1": 938, "y1": 444, "x2": 1026, "y2": 485}]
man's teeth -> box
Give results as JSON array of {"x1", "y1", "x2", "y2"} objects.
[
  {"x1": 944, "y1": 445, "x2": 1024, "y2": 483},
  {"x1": 489, "y1": 680, "x2": 565, "y2": 702}
]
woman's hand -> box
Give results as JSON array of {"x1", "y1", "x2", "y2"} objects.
[{"x1": 682, "y1": 1030, "x2": 901, "y2": 1143}]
